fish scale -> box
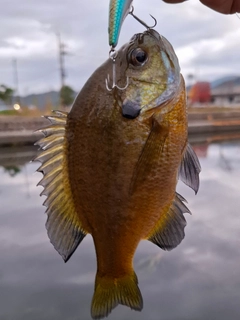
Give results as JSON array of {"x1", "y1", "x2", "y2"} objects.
[{"x1": 35, "y1": 29, "x2": 201, "y2": 319}]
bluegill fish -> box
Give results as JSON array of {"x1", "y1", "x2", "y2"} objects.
[
  {"x1": 35, "y1": 29, "x2": 201, "y2": 319},
  {"x1": 108, "y1": 0, "x2": 133, "y2": 47}
]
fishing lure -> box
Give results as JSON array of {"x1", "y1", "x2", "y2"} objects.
[
  {"x1": 107, "y1": 1, "x2": 157, "y2": 91},
  {"x1": 108, "y1": 0, "x2": 157, "y2": 48},
  {"x1": 108, "y1": 0, "x2": 133, "y2": 48}
]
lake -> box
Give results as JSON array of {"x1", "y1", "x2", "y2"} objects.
[{"x1": 0, "y1": 136, "x2": 240, "y2": 320}]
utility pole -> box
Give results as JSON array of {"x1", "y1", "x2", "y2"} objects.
[
  {"x1": 57, "y1": 33, "x2": 67, "y2": 89},
  {"x1": 12, "y1": 59, "x2": 21, "y2": 105},
  {"x1": 57, "y1": 33, "x2": 68, "y2": 107}
]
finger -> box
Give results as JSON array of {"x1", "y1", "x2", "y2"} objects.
[
  {"x1": 162, "y1": 0, "x2": 186, "y2": 3},
  {"x1": 163, "y1": 0, "x2": 240, "y2": 13},
  {"x1": 199, "y1": 0, "x2": 240, "y2": 14}
]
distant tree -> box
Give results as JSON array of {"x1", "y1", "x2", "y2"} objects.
[
  {"x1": 4, "y1": 166, "x2": 21, "y2": 177},
  {"x1": 60, "y1": 85, "x2": 75, "y2": 106},
  {"x1": 0, "y1": 85, "x2": 14, "y2": 104}
]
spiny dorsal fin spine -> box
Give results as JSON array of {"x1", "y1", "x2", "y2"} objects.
[
  {"x1": 36, "y1": 135, "x2": 64, "y2": 150},
  {"x1": 37, "y1": 153, "x2": 63, "y2": 173},
  {"x1": 40, "y1": 174, "x2": 62, "y2": 196},
  {"x1": 37, "y1": 166, "x2": 62, "y2": 187},
  {"x1": 36, "y1": 124, "x2": 66, "y2": 136},
  {"x1": 34, "y1": 144, "x2": 63, "y2": 163},
  {"x1": 43, "y1": 187, "x2": 65, "y2": 207},
  {"x1": 44, "y1": 115, "x2": 68, "y2": 124},
  {"x1": 52, "y1": 110, "x2": 68, "y2": 117}
]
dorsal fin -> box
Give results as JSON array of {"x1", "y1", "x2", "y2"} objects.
[
  {"x1": 148, "y1": 193, "x2": 190, "y2": 251},
  {"x1": 34, "y1": 111, "x2": 86, "y2": 262},
  {"x1": 179, "y1": 143, "x2": 201, "y2": 194}
]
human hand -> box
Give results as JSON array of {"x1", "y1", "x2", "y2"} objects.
[{"x1": 163, "y1": 0, "x2": 240, "y2": 14}]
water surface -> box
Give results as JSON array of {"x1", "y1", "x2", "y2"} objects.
[{"x1": 0, "y1": 138, "x2": 240, "y2": 320}]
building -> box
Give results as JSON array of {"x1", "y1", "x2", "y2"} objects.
[
  {"x1": 211, "y1": 76, "x2": 240, "y2": 104},
  {"x1": 187, "y1": 76, "x2": 240, "y2": 105},
  {"x1": 188, "y1": 82, "x2": 211, "y2": 103}
]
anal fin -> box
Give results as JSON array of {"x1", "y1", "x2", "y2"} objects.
[
  {"x1": 148, "y1": 193, "x2": 190, "y2": 251},
  {"x1": 179, "y1": 143, "x2": 201, "y2": 194}
]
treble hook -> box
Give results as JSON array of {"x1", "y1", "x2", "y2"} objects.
[
  {"x1": 129, "y1": 6, "x2": 157, "y2": 29},
  {"x1": 105, "y1": 48, "x2": 129, "y2": 91}
]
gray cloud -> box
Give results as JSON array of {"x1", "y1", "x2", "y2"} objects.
[{"x1": 0, "y1": 0, "x2": 240, "y2": 94}]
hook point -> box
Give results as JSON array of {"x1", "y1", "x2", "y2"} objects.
[{"x1": 129, "y1": 6, "x2": 157, "y2": 29}]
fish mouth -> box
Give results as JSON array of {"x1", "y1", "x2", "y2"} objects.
[
  {"x1": 122, "y1": 100, "x2": 141, "y2": 119},
  {"x1": 129, "y1": 29, "x2": 162, "y2": 44}
]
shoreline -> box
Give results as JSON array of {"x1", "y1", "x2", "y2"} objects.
[{"x1": 0, "y1": 109, "x2": 240, "y2": 146}]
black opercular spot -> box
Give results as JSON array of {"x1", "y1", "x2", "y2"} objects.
[{"x1": 122, "y1": 101, "x2": 141, "y2": 119}]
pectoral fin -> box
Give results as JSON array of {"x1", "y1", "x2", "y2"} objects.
[
  {"x1": 148, "y1": 193, "x2": 190, "y2": 251},
  {"x1": 179, "y1": 143, "x2": 201, "y2": 194},
  {"x1": 34, "y1": 111, "x2": 86, "y2": 262},
  {"x1": 130, "y1": 119, "x2": 168, "y2": 194}
]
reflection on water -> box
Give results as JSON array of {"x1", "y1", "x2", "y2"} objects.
[{"x1": 0, "y1": 135, "x2": 240, "y2": 320}]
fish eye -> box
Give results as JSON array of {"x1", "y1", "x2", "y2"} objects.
[{"x1": 130, "y1": 48, "x2": 148, "y2": 67}]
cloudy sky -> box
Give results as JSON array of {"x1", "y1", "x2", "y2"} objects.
[{"x1": 0, "y1": 0, "x2": 240, "y2": 95}]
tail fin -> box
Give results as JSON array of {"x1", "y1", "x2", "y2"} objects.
[{"x1": 91, "y1": 271, "x2": 143, "y2": 319}]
